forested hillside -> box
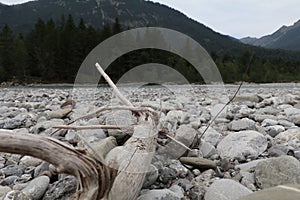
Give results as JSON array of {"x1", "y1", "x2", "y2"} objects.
[{"x1": 0, "y1": 16, "x2": 299, "y2": 84}]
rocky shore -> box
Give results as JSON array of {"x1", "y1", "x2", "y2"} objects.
[{"x1": 0, "y1": 83, "x2": 300, "y2": 200}]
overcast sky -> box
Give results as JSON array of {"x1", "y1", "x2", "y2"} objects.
[{"x1": 1, "y1": 0, "x2": 300, "y2": 39}]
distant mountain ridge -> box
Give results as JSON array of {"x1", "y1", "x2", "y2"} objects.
[
  {"x1": 241, "y1": 20, "x2": 300, "y2": 51},
  {"x1": 0, "y1": 0, "x2": 244, "y2": 53}
]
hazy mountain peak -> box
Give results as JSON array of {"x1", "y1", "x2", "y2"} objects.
[{"x1": 240, "y1": 19, "x2": 300, "y2": 51}]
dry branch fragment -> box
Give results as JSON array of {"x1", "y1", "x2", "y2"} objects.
[
  {"x1": 95, "y1": 62, "x2": 133, "y2": 107},
  {"x1": 0, "y1": 130, "x2": 116, "y2": 200},
  {"x1": 53, "y1": 125, "x2": 133, "y2": 131}
]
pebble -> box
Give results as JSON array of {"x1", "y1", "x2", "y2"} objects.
[
  {"x1": 204, "y1": 179, "x2": 253, "y2": 200},
  {"x1": 143, "y1": 165, "x2": 159, "y2": 188},
  {"x1": 0, "y1": 165, "x2": 26, "y2": 177},
  {"x1": 20, "y1": 156, "x2": 43, "y2": 167},
  {"x1": 265, "y1": 125, "x2": 285, "y2": 137},
  {"x1": 0, "y1": 185, "x2": 11, "y2": 197},
  {"x1": 255, "y1": 156, "x2": 300, "y2": 188},
  {"x1": 200, "y1": 141, "x2": 217, "y2": 158},
  {"x1": 162, "y1": 125, "x2": 197, "y2": 159},
  {"x1": 137, "y1": 188, "x2": 182, "y2": 200},
  {"x1": 240, "y1": 184, "x2": 300, "y2": 200},
  {"x1": 22, "y1": 176, "x2": 50, "y2": 200},
  {"x1": 179, "y1": 157, "x2": 217, "y2": 170},
  {"x1": 42, "y1": 175, "x2": 77, "y2": 200},
  {"x1": 217, "y1": 131, "x2": 268, "y2": 161},
  {"x1": 199, "y1": 127, "x2": 222, "y2": 146},
  {"x1": 228, "y1": 118, "x2": 256, "y2": 131}
]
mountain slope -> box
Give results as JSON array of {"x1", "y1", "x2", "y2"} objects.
[
  {"x1": 0, "y1": 0, "x2": 243, "y2": 52},
  {"x1": 241, "y1": 20, "x2": 300, "y2": 51}
]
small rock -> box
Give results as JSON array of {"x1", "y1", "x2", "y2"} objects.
[
  {"x1": 34, "y1": 162, "x2": 50, "y2": 177},
  {"x1": 195, "y1": 169, "x2": 215, "y2": 182},
  {"x1": 266, "y1": 125, "x2": 285, "y2": 137},
  {"x1": 275, "y1": 128, "x2": 300, "y2": 146},
  {"x1": 199, "y1": 127, "x2": 222, "y2": 146},
  {"x1": 169, "y1": 160, "x2": 189, "y2": 178},
  {"x1": 169, "y1": 185, "x2": 184, "y2": 198},
  {"x1": 217, "y1": 131, "x2": 268, "y2": 161},
  {"x1": 46, "y1": 108, "x2": 72, "y2": 119},
  {"x1": 188, "y1": 182, "x2": 206, "y2": 200},
  {"x1": 210, "y1": 104, "x2": 227, "y2": 118},
  {"x1": 166, "y1": 110, "x2": 189, "y2": 125},
  {"x1": 143, "y1": 165, "x2": 158, "y2": 188},
  {"x1": 179, "y1": 157, "x2": 217, "y2": 170},
  {"x1": 0, "y1": 165, "x2": 26, "y2": 177},
  {"x1": 239, "y1": 184, "x2": 300, "y2": 200},
  {"x1": 240, "y1": 171, "x2": 255, "y2": 184},
  {"x1": 267, "y1": 145, "x2": 293, "y2": 157},
  {"x1": 2, "y1": 190, "x2": 29, "y2": 200},
  {"x1": 255, "y1": 156, "x2": 300, "y2": 188},
  {"x1": 163, "y1": 125, "x2": 197, "y2": 159},
  {"x1": 137, "y1": 188, "x2": 181, "y2": 200},
  {"x1": 0, "y1": 176, "x2": 19, "y2": 186},
  {"x1": 20, "y1": 156, "x2": 42, "y2": 167},
  {"x1": 278, "y1": 119, "x2": 295, "y2": 127},
  {"x1": 291, "y1": 114, "x2": 300, "y2": 125},
  {"x1": 159, "y1": 167, "x2": 177, "y2": 184},
  {"x1": 228, "y1": 118, "x2": 256, "y2": 131},
  {"x1": 251, "y1": 114, "x2": 276, "y2": 122},
  {"x1": 200, "y1": 141, "x2": 217, "y2": 158},
  {"x1": 284, "y1": 107, "x2": 300, "y2": 116},
  {"x1": 204, "y1": 179, "x2": 253, "y2": 200},
  {"x1": 233, "y1": 94, "x2": 262, "y2": 103},
  {"x1": 22, "y1": 176, "x2": 50, "y2": 200},
  {"x1": 0, "y1": 186, "x2": 11, "y2": 197},
  {"x1": 261, "y1": 119, "x2": 278, "y2": 127},
  {"x1": 235, "y1": 159, "x2": 266, "y2": 172},
  {"x1": 42, "y1": 175, "x2": 77, "y2": 200}
]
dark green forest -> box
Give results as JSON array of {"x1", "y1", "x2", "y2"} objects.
[{"x1": 0, "y1": 15, "x2": 299, "y2": 84}]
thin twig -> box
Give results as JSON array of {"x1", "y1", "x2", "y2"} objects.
[
  {"x1": 199, "y1": 53, "x2": 254, "y2": 140},
  {"x1": 95, "y1": 63, "x2": 133, "y2": 107},
  {"x1": 53, "y1": 125, "x2": 134, "y2": 131}
]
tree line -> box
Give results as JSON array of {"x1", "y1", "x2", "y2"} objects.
[
  {"x1": 0, "y1": 15, "x2": 122, "y2": 84},
  {"x1": 0, "y1": 15, "x2": 299, "y2": 84}
]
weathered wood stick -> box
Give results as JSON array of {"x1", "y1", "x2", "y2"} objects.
[
  {"x1": 53, "y1": 125, "x2": 133, "y2": 131},
  {"x1": 95, "y1": 62, "x2": 133, "y2": 107},
  {"x1": 0, "y1": 130, "x2": 116, "y2": 200}
]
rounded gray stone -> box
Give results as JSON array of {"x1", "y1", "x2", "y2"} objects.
[
  {"x1": 204, "y1": 179, "x2": 252, "y2": 200},
  {"x1": 217, "y1": 131, "x2": 268, "y2": 161},
  {"x1": 255, "y1": 156, "x2": 300, "y2": 189},
  {"x1": 137, "y1": 188, "x2": 181, "y2": 200},
  {"x1": 22, "y1": 176, "x2": 50, "y2": 200}
]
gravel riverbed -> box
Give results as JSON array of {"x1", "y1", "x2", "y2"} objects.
[{"x1": 0, "y1": 83, "x2": 300, "y2": 200}]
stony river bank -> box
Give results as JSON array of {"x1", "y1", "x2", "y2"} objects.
[{"x1": 0, "y1": 83, "x2": 300, "y2": 199}]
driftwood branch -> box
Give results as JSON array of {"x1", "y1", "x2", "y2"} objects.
[
  {"x1": 95, "y1": 62, "x2": 133, "y2": 107},
  {"x1": 53, "y1": 125, "x2": 134, "y2": 131},
  {"x1": 0, "y1": 130, "x2": 116, "y2": 199}
]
